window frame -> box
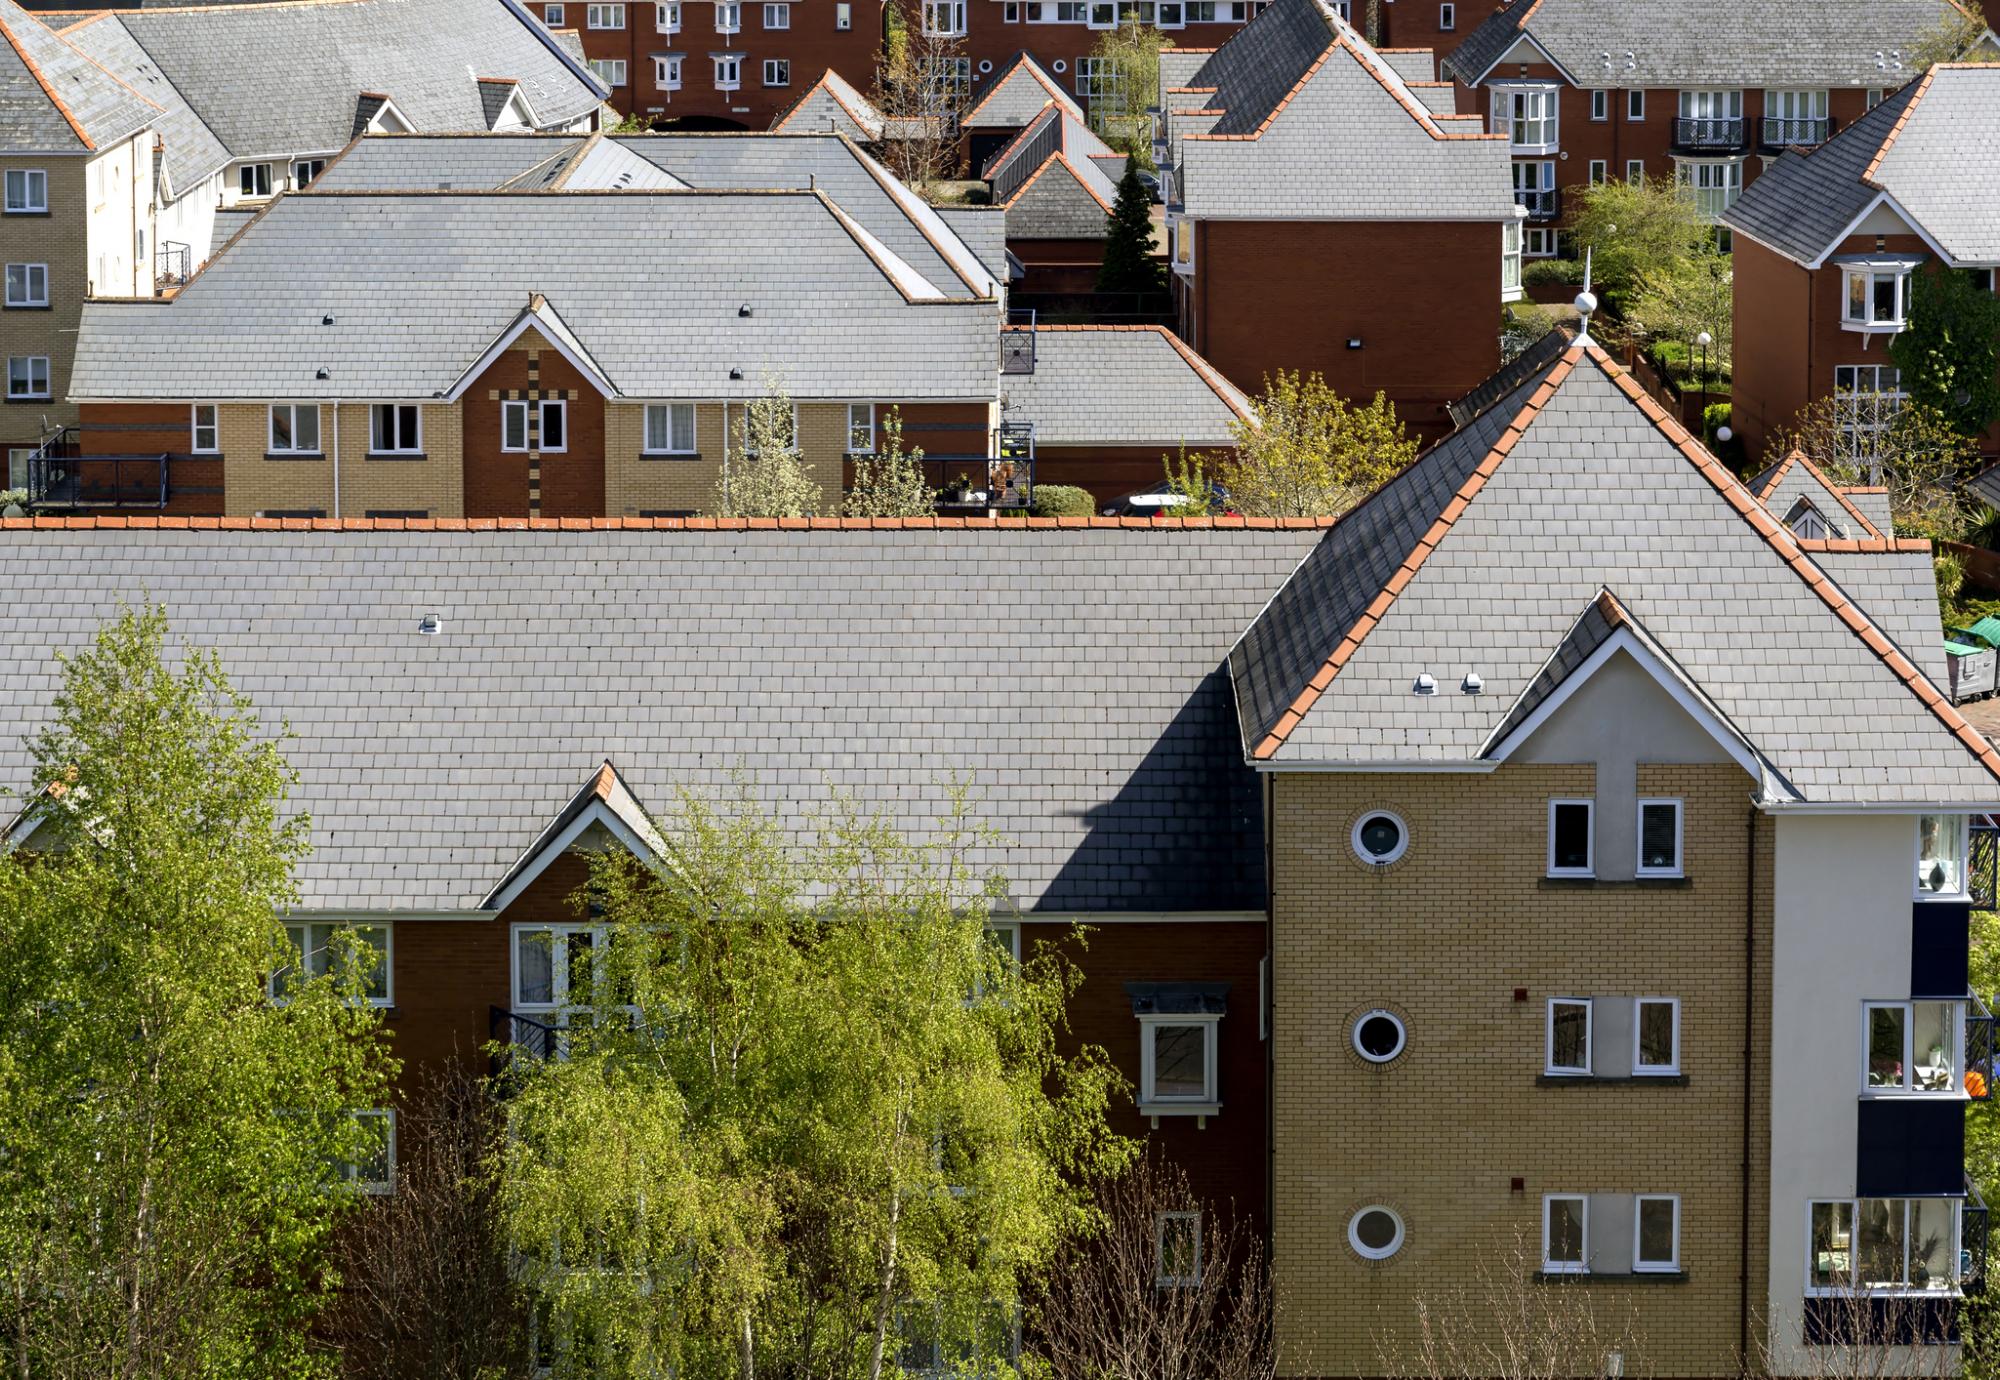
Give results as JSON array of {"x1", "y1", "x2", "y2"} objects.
[
  {"x1": 291, "y1": 158, "x2": 325, "y2": 189},
  {"x1": 763, "y1": 0, "x2": 789, "y2": 22},
  {"x1": 586, "y1": 1, "x2": 626, "y2": 25},
  {"x1": 4, "y1": 262, "x2": 48, "y2": 308},
  {"x1": 268, "y1": 402, "x2": 322, "y2": 454},
  {"x1": 545, "y1": 2, "x2": 565, "y2": 23},
  {"x1": 1348, "y1": 1205, "x2": 1407, "y2": 1260},
  {"x1": 762, "y1": 58, "x2": 789, "y2": 86},
  {"x1": 4, "y1": 168, "x2": 48, "y2": 214},
  {"x1": 657, "y1": 0, "x2": 679, "y2": 27},
  {"x1": 500, "y1": 399, "x2": 567, "y2": 453},
  {"x1": 339, "y1": 1108, "x2": 397, "y2": 1194},
  {"x1": 1633, "y1": 1194, "x2": 1680, "y2": 1272},
  {"x1": 921, "y1": 0, "x2": 967, "y2": 33},
  {"x1": 511, "y1": 921, "x2": 605, "y2": 1016},
  {"x1": 1155, "y1": 1211, "x2": 1202, "y2": 1286},
  {"x1": 1351, "y1": 809, "x2": 1409, "y2": 866},
  {"x1": 1351, "y1": 1009, "x2": 1407, "y2": 1064},
  {"x1": 1915, "y1": 813, "x2": 1970, "y2": 900},
  {"x1": 656, "y1": 54, "x2": 683, "y2": 88},
  {"x1": 1546, "y1": 798, "x2": 1594, "y2": 878},
  {"x1": 1501, "y1": 218, "x2": 1522, "y2": 300},
  {"x1": 1805, "y1": 1197, "x2": 1963, "y2": 1296},
  {"x1": 368, "y1": 403, "x2": 422, "y2": 455},
  {"x1": 7, "y1": 354, "x2": 50, "y2": 399},
  {"x1": 715, "y1": 0, "x2": 741, "y2": 28},
  {"x1": 643, "y1": 401, "x2": 697, "y2": 455},
  {"x1": 272, "y1": 920, "x2": 394, "y2": 1007},
  {"x1": 846, "y1": 402, "x2": 875, "y2": 455},
  {"x1": 590, "y1": 57, "x2": 628, "y2": 86},
  {"x1": 1841, "y1": 264, "x2": 1914, "y2": 332},
  {"x1": 713, "y1": 52, "x2": 742, "y2": 89},
  {"x1": 1625, "y1": 158, "x2": 1645, "y2": 185},
  {"x1": 1635, "y1": 797, "x2": 1683, "y2": 878},
  {"x1": 238, "y1": 162, "x2": 273, "y2": 198},
  {"x1": 1137, "y1": 1012, "x2": 1220, "y2": 1111},
  {"x1": 1542, "y1": 1194, "x2": 1589, "y2": 1274},
  {"x1": 1590, "y1": 88, "x2": 1608, "y2": 121},
  {"x1": 1627, "y1": 88, "x2": 1645, "y2": 121},
  {"x1": 191, "y1": 402, "x2": 219, "y2": 454},
  {"x1": 1491, "y1": 83, "x2": 1560, "y2": 153},
  {"x1": 1437, "y1": 1, "x2": 1453, "y2": 30},
  {"x1": 1587, "y1": 159, "x2": 1607, "y2": 185},
  {"x1": 1545, "y1": 996, "x2": 1593, "y2": 1076},
  {"x1": 1633, "y1": 996, "x2": 1681, "y2": 1076},
  {"x1": 1862, "y1": 998, "x2": 1966, "y2": 1097}
]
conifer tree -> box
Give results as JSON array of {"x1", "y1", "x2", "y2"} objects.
[{"x1": 1096, "y1": 158, "x2": 1166, "y2": 297}]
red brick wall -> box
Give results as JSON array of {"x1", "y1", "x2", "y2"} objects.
[
  {"x1": 461, "y1": 338, "x2": 608, "y2": 518},
  {"x1": 963, "y1": 16, "x2": 1244, "y2": 115},
  {"x1": 1375, "y1": 0, "x2": 1509, "y2": 60},
  {"x1": 1034, "y1": 444, "x2": 1233, "y2": 501},
  {"x1": 1010, "y1": 237, "x2": 1107, "y2": 295},
  {"x1": 1728, "y1": 236, "x2": 1813, "y2": 467},
  {"x1": 1190, "y1": 218, "x2": 1500, "y2": 440},
  {"x1": 71, "y1": 401, "x2": 224, "y2": 516}
]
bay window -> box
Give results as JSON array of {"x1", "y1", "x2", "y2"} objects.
[
  {"x1": 1492, "y1": 84, "x2": 1560, "y2": 153},
  {"x1": 713, "y1": 53, "x2": 741, "y2": 89},
  {"x1": 1140, "y1": 1015, "x2": 1218, "y2": 1110},
  {"x1": 657, "y1": 0, "x2": 679, "y2": 28},
  {"x1": 1675, "y1": 158, "x2": 1741, "y2": 220},
  {"x1": 1842, "y1": 263, "x2": 1914, "y2": 332},
  {"x1": 1501, "y1": 218, "x2": 1523, "y2": 302},
  {"x1": 1864, "y1": 1000, "x2": 1966, "y2": 1094},
  {"x1": 656, "y1": 54, "x2": 682, "y2": 90}
]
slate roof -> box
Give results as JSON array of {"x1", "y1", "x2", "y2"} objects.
[
  {"x1": 1446, "y1": 326, "x2": 1570, "y2": 429},
  {"x1": 70, "y1": 191, "x2": 1000, "y2": 403},
  {"x1": 1227, "y1": 343, "x2": 2000, "y2": 804},
  {"x1": 60, "y1": 0, "x2": 605, "y2": 197},
  {"x1": 0, "y1": 524, "x2": 1327, "y2": 913},
  {"x1": 314, "y1": 131, "x2": 586, "y2": 188},
  {"x1": 1001, "y1": 326, "x2": 1252, "y2": 449},
  {"x1": 768, "y1": 67, "x2": 886, "y2": 140},
  {"x1": 1720, "y1": 80, "x2": 1919, "y2": 264},
  {"x1": 1373, "y1": 46, "x2": 1438, "y2": 85},
  {"x1": 961, "y1": 49, "x2": 1081, "y2": 129},
  {"x1": 1749, "y1": 449, "x2": 1886, "y2": 540},
  {"x1": 1171, "y1": 0, "x2": 1513, "y2": 221},
  {"x1": 987, "y1": 103, "x2": 1119, "y2": 238},
  {"x1": 1442, "y1": 0, "x2": 1980, "y2": 88},
  {"x1": 1158, "y1": 45, "x2": 1212, "y2": 96},
  {"x1": 0, "y1": 0, "x2": 156, "y2": 153},
  {"x1": 936, "y1": 206, "x2": 1009, "y2": 283}
]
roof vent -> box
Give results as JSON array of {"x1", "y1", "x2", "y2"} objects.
[
  {"x1": 1462, "y1": 671, "x2": 1483, "y2": 695},
  {"x1": 315, "y1": 367, "x2": 330, "y2": 380},
  {"x1": 321, "y1": 313, "x2": 335, "y2": 325},
  {"x1": 728, "y1": 367, "x2": 744, "y2": 380},
  {"x1": 417, "y1": 614, "x2": 442, "y2": 635},
  {"x1": 738, "y1": 303, "x2": 753, "y2": 317},
  {"x1": 1413, "y1": 673, "x2": 1438, "y2": 696}
]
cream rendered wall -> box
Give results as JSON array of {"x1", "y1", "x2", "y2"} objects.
[
  {"x1": 158, "y1": 171, "x2": 224, "y2": 275},
  {"x1": 82, "y1": 133, "x2": 153, "y2": 298},
  {"x1": 1765, "y1": 811, "x2": 1918, "y2": 1373}
]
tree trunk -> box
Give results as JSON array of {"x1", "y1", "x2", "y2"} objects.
[
  {"x1": 865, "y1": 1188, "x2": 903, "y2": 1380},
  {"x1": 738, "y1": 1308, "x2": 755, "y2": 1380}
]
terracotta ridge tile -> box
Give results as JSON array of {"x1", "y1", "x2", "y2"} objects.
[{"x1": 1863, "y1": 67, "x2": 1935, "y2": 186}]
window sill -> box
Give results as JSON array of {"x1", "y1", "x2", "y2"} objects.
[
  {"x1": 1842, "y1": 320, "x2": 1906, "y2": 335},
  {"x1": 4, "y1": 395, "x2": 52, "y2": 404},
  {"x1": 3, "y1": 210, "x2": 52, "y2": 218},
  {"x1": 1539, "y1": 876, "x2": 1692, "y2": 891},
  {"x1": 640, "y1": 450, "x2": 703, "y2": 460},
  {"x1": 3, "y1": 303, "x2": 51, "y2": 312},
  {"x1": 1538, "y1": 1073, "x2": 1690, "y2": 1087},
  {"x1": 1138, "y1": 1100, "x2": 1220, "y2": 1128},
  {"x1": 366, "y1": 451, "x2": 426, "y2": 461},
  {"x1": 1859, "y1": 1089, "x2": 1969, "y2": 1101},
  {"x1": 1537, "y1": 1269, "x2": 1689, "y2": 1284},
  {"x1": 1914, "y1": 892, "x2": 1970, "y2": 904},
  {"x1": 265, "y1": 451, "x2": 326, "y2": 460}
]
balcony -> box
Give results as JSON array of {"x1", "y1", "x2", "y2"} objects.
[
  {"x1": 26, "y1": 430, "x2": 172, "y2": 509},
  {"x1": 1514, "y1": 187, "x2": 1560, "y2": 220},
  {"x1": 1762, "y1": 115, "x2": 1829, "y2": 148},
  {"x1": 1673, "y1": 116, "x2": 1745, "y2": 150},
  {"x1": 155, "y1": 240, "x2": 191, "y2": 293},
  {"x1": 931, "y1": 422, "x2": 1034, "y2": 512},
  {"x1": 489, "y1": 1004, "x2": 563, "y2": 1079}
]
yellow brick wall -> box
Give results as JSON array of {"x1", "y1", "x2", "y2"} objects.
[
  {"x1": 604, "y1": 400, "x2": 852, "y2": 516},
  {"x1": 0, "y1": 157, "x2": 86, "y2": 448},
  {"x1": 221, "y1": 402, "x2": 463, "y2": 517},
  {"x1": 1271, "y1": 762, "x2": 1771, "y2": 1378}
]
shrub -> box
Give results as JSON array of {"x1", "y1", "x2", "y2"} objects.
[
  {"x1": 1702, "y1": 402, "x2": 1742, "y2": 468},
  {"x1": 1522, "y1": 258, "x2": 1585, "y2": 288},
  {"x1": 1031, "y1": 484, "x2": 1096, "y2": 517}
]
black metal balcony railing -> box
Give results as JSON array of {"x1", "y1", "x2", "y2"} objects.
[
  {"x1": 155, "y1": 240, "x2": 192, "y2": 291},
  {"x1": 26, "y1": 430, "x2": 171, "y2": 509},
  {"x1": 1762, "y1": 115, "x2": 1829, "y2": 147},
  {"x1": 1673, "y1": 115, "x2": 1745, "y2": 149},
  {"x1": 489, "y1": 1004, "x2": 563, "y2": 1077},
  {"x1": 1970, "y1": 992, "x2": 1995, "y2": 1102},
  {"x1": 1001, "y1": 308, "x2": 1036, "y2": 375},
  {"x1": 1971, "y1": 817, "x2": 1997, "y2": 908},
  {"x1": 1966, "y1": 1175, "x2": 1990, "y2": 1296},
  {"x1": 1514, "y1": 187, "x2": 1559, "y2": 220}
]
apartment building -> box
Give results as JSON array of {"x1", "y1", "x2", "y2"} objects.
[
  {"x1": 59, "y1": 131, "x2": 1244, "y2": 517},
  {"x1": 1154, "y1": 0, "x2": 1520, "y2": 438},
  {"x1": 1440, "y1": 0, "x2": 1995, "y2": 258},
  {"x1": 0, "y1": 0, "x2": 605, "y2": 476},
  {"x1": 960, "y1": 49, "x2": 1080, "y2": 168},
  {"x1": 1722, "y1": 63, "x2": 2000, "y2": 468}
]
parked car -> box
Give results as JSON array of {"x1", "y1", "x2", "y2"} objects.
[{"x1": 1099, "y1": 480, "x2": 1231, "y2": 517}]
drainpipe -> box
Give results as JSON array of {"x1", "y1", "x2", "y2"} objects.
[
  {"x1": 331, "y1": 402, "x2": 340, "y2": 518},
  {"x1": 1740, "y1": 804, "x2": 1756, "y2": 1373},
  {"x1": 1264, "y1": 770, "x2": 1276, "y2": 1252}
]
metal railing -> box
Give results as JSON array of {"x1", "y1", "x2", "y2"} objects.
[
  {"x1": 1673, "y1": 115, "x2": 1745, "y2": 149},
  {"x1": 1967, "y1": 1175, "x2": 1990, "y2": 1296},
  {"x1": 1970, "y1": 992, "x2": 1994, "y2": 1102},
  {"x1": 1001, "y1": 309, "x2": 1036, "y2": 375},
  {"x1": 988, "y1": 112, "x2": 1062, "y2": 203},
  {"x1": 1971, "y1": 817, "x2": 1997, "y2": 909},
  {"x1": 1514, "y1": 187, "x2": 1560, "y2": 219},
  {"x1": 489, "y1": 1005, "x2": 563, "y2": 1076},
  {"x1": 26, "y1": 429, "x2": 171, "y2": 509},
  {"x1": 155, "y1": 240, "x2": 191, "y2": 291},
  {"x1": 1761, "y1": 115, "x2": 1829, "y2": 147}
]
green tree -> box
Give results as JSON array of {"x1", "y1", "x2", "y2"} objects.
[
  {"x1": 1169, "y1": 372, "x2": 1418, "y2": 518},
  {"x1": 1908, "y1": 5, "x2": 1995, "y2": 71},
  {"x1": 0, "y1": 605, "x2": 397, "y2": 1380},
  {"x1": 1085, "y1": 17, "x2": 1165, "y2": 162},
  {"x1": 1890, "y1": 265, "x2": 2000, "y2": 440},
  {"x1": 1096, "y1": 158, "x2": 1166, "y2": 296},
  {"x1": 1627, "y1": 245, "x2": 1733, "y2": 384},
  {"x1": 844, "y1": 407, "x2": 936, "y2": 518},
  {"x1": 1564, "y1": 177, "x2": 1714, "y2": 307},
  {"x1": 1769, "y1": 394, "x2": 1982, "y2": 538},
  {"x1": 493, "y1": 788, "x2": 1131, "y2": 1380},
  {"x1": 716, "y1": 377, "x2": 822, "y2": 518}
]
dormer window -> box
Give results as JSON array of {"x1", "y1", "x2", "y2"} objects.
[
  {"x1": 238, "y1": 163, "x2": 273, "y2": 198},
  {"x1": 1785, "y1": 497, "x2": 1830, "y2": 540},
  {"x1": 1842, "y1": 263, "x2": 1914, "y2": 333},
  {"x1": 1491, "y1": 84, "x2": 1560, "y2": 154}
]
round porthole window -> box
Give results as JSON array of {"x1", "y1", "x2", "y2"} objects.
[
  {"x1": 1052, "y1": 58, "x2": 1067, "y2": 72},
  {"x1": 1351, "y1": 810, "x2": 1408, "y2": 865},
  {"x1": 1349, "y1": 1206, "x2": 1405, "y2": 1260},
  {"x1": 978, "y1": 58, "x2": 993, "y2": 72},
  {"x1": 1352, "y1": 1009, "x2": 1407, "y2": 1063}
]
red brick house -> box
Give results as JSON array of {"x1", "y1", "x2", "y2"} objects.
[
  {"x1": 1440, "y1": 0, "x2": 1997, "y2": 260},
  {"x1": 1154, "y1": 0, "x2": 1519, "y2": 438},
  {"x1": 983, "y1": 100, "x2": 1124, "y2": 293},
  {"x1": 1722, "y1": 63, "x2": 2000, "y2": 471}
]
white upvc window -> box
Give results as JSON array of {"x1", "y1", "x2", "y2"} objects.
[
  {"x1": 1842, "y1": 263, "x2": 1914, "y2": 332},
  {"x1": 656, "y1": 55, "x2": 683, "y2": 89},
  {"x1": 1588, "y1": 159, "x2": 1606, "y2": 185},
  {"x1": 1491, "y1": 84, "x2": 1560, "y2": 154},
  {"x1": 6, "y1": 355, "x2": 48, "y2": 399},
  {"x1": 1634, "y1": 1195, "x2": 1680, "y2": 1272},
  {"x1": 1138, "y1": 1013, "x2": 1220, "y2": 1112},
  {"x1": 713, "y1": 53, "x2": 742, "y2": 89},
  {"x1": 922, "y1": 0, "x2": 966, "y2": 33},
  {"x1": 1807, "y1": 1198, "x2": 1962, "y2": 1295},
  {"x1": 501, "y1": 399, "x2": 566, "y2": 452},
  {"x1": 369, "y1": 403, "x2": 421, "y2": 454},
  {"x1": 1438, "y1": 1, "x2": 1453, "y2": 29},
  {"x1": 1523, "y1": 226, "x2": 1557, "y2": 257},
  {"x1": 1590, "y1": 88, "x2": 1607, "y2": 121},
  {"x1": 657, "y1": 0, "x2": 680, "y2": 28},
  {"x1": 1833, "y1": 363, "x2": 1905, "y2": 464},
  {"x1": 587, "y1": 2, "x2": 625, "y2": 25},
  {"x1": 846, "y1": 402, "x2": 874, "y2": 454},
  {"x1": 1627, "y1": 88, "x2": 1644, "y2": 120},
  {"x1": 1501, "y1": 218, "x2": 1522, "y2": 301},
  {"x1": 644, "y1": 402, "x2": 697, "y2": 454},
  {"x1": 590, "y1": 57, "x2": 628, "y2": 86},
  {"x1": 763, "y1": 1, "x2": 788, "y2": 23},
  {"x1": 1547, "y1": 798, "x2": 1594, "y2": 877},
  {"x1": 1863, "y1": 999, "x2": 1967, "y2": 1095},
  {"x1": 1917, "y1": 813, "x2": 1969, "y2": 898},
  {"x1": 238, "y1": 162, "x2": 273, "y2": 198},
  {"x1": 1634, "y1": 997, "x2": 1681, "y2": 1076},
  {"x1": 1636, "y1": 798, "x2": 1682, "y2": 877},
  {"x1": 1676, "y1": 157, "x2": 1741, "y2": 220},
  {"x1": 1677, "y1": 87, "x2": 1742, "y2": 120},
  {"x1": 545, "y1": 3, "x2": 565, "y2": 23},
  {"x1": 191, "y1": 403, "x2": 219, "y2": 453},
  {"x1": 268, "y1": 402, "x2": 322, "y2": 453},
  {"x1": 292, "y1": 158, "x2": 325, "y2": 189},
  {"x1": 1172, "y1": 216, "x2": 1195, "y2": 274},
  {"x1": 763, "y1": 58, "x2": 789, "y2": 85},
  {"x1": 1542, "y1": 1195, "x2": 1589, "y2": 1273},
  {"x1": 715, "y1": 0, "x2": 741, "y2": 29},
  {"x1": 1763, "y1": 87, "x2": 1828, "y2": 142},
  {"x1": 1546, "y1": 997, "x2": 1592, "y2": 1075},
  {"x1": 4, "y1": 262, "x2": 47, "y2": 307},
  {"x1": 1155, "y1": 1211, "x2": 1202, "y2": 1286},
  {"x1": 1156, "y1": 0, "x2": 1185, "y2": 26},
  {"x1": 1626, "y1": 158, "x2": 1645, "y2": 185},
  {"x1": 338, "y1": 1108, "x2": 396, "y2": 1194},
  {"x1": 513, "y1": 923, "x2": 604, "y2": 1016},
  {"x1": 1086, "y1": 0, "x2": 1117, "y2": 25},
  {"x1": 4, "y1": 168, "x2": 47, "y2": 213},
  {"x1": 272, "y1": 921, "x2": 392, "y2": 1005}
]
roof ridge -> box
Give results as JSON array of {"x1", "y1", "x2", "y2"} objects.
[
  {"x1": 0, "y1": 515, "x2": 1342, "y2": 531},
  {"x1": 0, "y1": 5, "x2": 113, "y2": 149},
  {"x1": 1787, "y1": 449, "x2": 1887, "y2": 539}
]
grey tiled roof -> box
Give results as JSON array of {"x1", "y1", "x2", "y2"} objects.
[
  {"x1": 0, "y1": 0, "x2": 156, "y2": 153},
  {"x1": 1001, "y1": 327, "x2": 1251, "y2": 448},
  {"x1": 962, "y1": 50, "x2": 1081, "y2": 128},
  {"x1": 314, "y1": 131, "x2": 586, "y2": 189},
  {"x1": 1844, "y1": 487, "x2": 1894, "y2": 534},
  {"x1": 71, "y1": 191, "x2": 1000, "y2": 402},
  {"x1": 1813, "y1": 547, "x2": 1948, "y2": 686},
  {"x1": 1750, "y1": 453, "x2": 1880, "y2": 539},
  {"x1": 936, "y1": 205, "x2": 1009, "y2": 283},
  {"x1": 61, "y1": 12, "x2": 228, "y2": 196},
  {"x1": 1158, "y1": 46, "x2": 1212, "y2": 95},
  {"x1": 1174, "y1": 0, "x2": 1515, "y2": 221},
  {"x1": 207, "y1": 204, "x2": 255, "y2": 256},
  {"x1": 1230, "y1": 348, "x2": 2000, "y2": 804},
  {"x1": 1446, "y1": 326, "x2": 1569, "y2": 429},
  {"x1": 66, "y1": 0, "x2": 605, "y2": 195},
  {"x1": 1442, "y1": 0, "x2": 1974, "y2": 88},
  {"x1": 985, "y1": 102, "x2": 1115, "y2": 183},
  {"x1": 1002, "y1": 147, "x2": 1116, "y2": 239},
  {"x1": 1720, "y1": 84, "x2": 1914, "y2": 263},
  {"x1": 1373, "y1": 46, "x2": 1437, "y2": 85},
  {"x1": 769, "y1": 67, "x2": 885, "y2": 140},
  {"x1": 0, "y1": 527, "x2": 1326, "y2": 912},
  {"x1": 1858, "y1": 65, "x2": 2000, "y2": 264}
]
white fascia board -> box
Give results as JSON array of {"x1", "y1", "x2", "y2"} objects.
[
  {"x1": 1804, "y1": 190, "x2": 1953, "y2": 270},
  {"x1": 1251, "y1": 759, "x2": 1501, "y2": 774},
  {"x1": 481, "y1": 797, "x2": 661, "y2": 913},
  {"x1": 444, "y1": 307, "x2": 617, "y2": 401}
]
